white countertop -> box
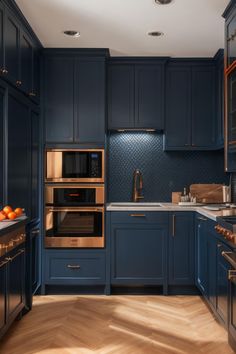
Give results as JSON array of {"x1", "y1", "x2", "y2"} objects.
[{"x1": 106, "y1": 202, "x2": 236, "y2": 221}]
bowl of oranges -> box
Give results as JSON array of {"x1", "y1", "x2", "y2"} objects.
[{"x1": 0, "y1": 206, "x2": 24, "y2": 221}]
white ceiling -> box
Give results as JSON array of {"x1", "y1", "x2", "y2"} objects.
[{"x1": 15, "y1": 0, "x2": 229, "y2": 57}]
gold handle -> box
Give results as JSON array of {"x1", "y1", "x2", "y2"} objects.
[
  {"x1": 197, "y1": 217, "x2": 207, "y2": 221},
  {"x1": 228, "y1": 269, "x2": 236, "y2": 281},
  {"x1": 130, "y1": 214, "x2": 146, "y2": 217},
  {"x1": 172, "y1": 214, "x2": 175, "y2": 236},
  {"x1": 6, "y1": 249, "x2": 25, "y2": 262},
  {"x1": 31, "y1": 229, "x2": 40, "y2": 235},
  {"x1": 29, "y1": 92, "x2": 36, "y2": 97},
  {"x1": 67, "y1": 265, "x2": 81, "y2": 269},
  {"x1": 0, "y1": 259, "x2": 9, "y2": 268},
  {"x1": 217, "y1": 243, "x2": 222, "y2": 248}
]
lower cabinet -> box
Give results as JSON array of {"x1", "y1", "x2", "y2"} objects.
[
  {"x1": 196, "y1": 215, "x2": 208, "y2": 296},
  {"x1": 0, "y1": 242, "x2": 26, "y2": 340},
  {"x1": 44, "y1": 250, "x2": 106, "y2": 285},
  {"x1": 110, "y1": 212, "x2": 168, "y2": 285},
  {"x1": 168, "y1": 212, "x2": 195, "y2": 285},
  {"x1": 228, "y1": 275, "x2": 236, "y2": 351}
]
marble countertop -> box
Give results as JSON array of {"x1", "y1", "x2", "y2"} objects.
[{"x1": 106, "y1": 202, "x2": 236, "y2": 221}]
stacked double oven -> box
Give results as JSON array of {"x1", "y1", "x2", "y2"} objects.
[{"x1": 44, "y1": 149, "x2": 105, "y2": 248}]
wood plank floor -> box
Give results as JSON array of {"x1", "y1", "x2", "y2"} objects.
[{"x1": 0, "y1": 295, "x2": 235, "y2": 354}]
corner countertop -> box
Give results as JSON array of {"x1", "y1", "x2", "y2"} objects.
[
  {"x1": 0, "y1": 216, "x2": 28, "y2": 236},
  {"x1": 106, "y1": 203, "x2": 236, "y2": 221}
]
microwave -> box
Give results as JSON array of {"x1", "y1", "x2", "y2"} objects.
[{"x1": 45, "y1": 149, "x2": 104, "y2": 183}]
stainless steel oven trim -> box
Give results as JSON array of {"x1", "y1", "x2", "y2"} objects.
[{"x1": 45, "y1": 149, "x2": 105, "y2": 183}]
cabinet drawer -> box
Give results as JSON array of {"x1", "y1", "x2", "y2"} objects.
[
  {"x1": 45, "y1": 251, "x2": 106, "y2": 285},
  {"x1": 110, "y1": 211, "x2": 168, "y2": 224}
]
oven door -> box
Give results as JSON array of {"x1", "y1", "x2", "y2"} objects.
[
  {"x1": 46, "y1": 149, "x2": 104, "y2": 183},
  {"x1": 45, "y1": 206, "x2": 104, "y2": 248}
]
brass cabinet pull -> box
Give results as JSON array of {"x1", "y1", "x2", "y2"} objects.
[
  {"x1": 0, "y1": 259, "x2": 9, "y2": 268},
  {"x1": 130, "y1": 214, "x2": 146, "y2": 217},
  {"x1": 6, "y1": 249, "x2": 25, "y2": 262},
  {"x1": 1, "y1": 68, "x2": 8, "y2": 75},
  {"x1": 67, "y1": 264, "x2": 81, "y2": 269},
  {"x1": 29, "y1": 92, "x2": 36, "y2": 97},
  {"x1": 217, "y1": 243, "x2": 222, "y2": 248},
  {"x1": 16, "y1": 80, "x2": 22, "y2": 86},
  {"x1": 172, "y1": 214, "x2": 175, "y2": 237},
  {"x1": 228, "y1": 269, "x2": 236, "y2": 281}
]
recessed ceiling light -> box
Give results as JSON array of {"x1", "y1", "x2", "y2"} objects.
[
  {"x1": 147, "y1": 31, "x2": 164, "y2": 37},
  {"x1": 63, "y1": 30, "x2": 80, "y2": 38},
  {"x1": 155, "y1": 0, "x2": 173, "y2": 4}
]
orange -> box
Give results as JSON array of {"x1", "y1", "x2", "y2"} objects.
[
  {"x1": 14, "y1": 207, "x2": 23, "y2": 216},
  {"x1": 3, "y1": 205, "x2": 13, "y2": 215},
  {"x1": 7, "y1": 211, "x2": 17, "y2": 220},
  {"x1": 0, "y1": 212, "x2": 6, "y2": 221}
]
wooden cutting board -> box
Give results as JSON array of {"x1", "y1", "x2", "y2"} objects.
[{"x1": 189, "y1": 184, "x2": 224, "y2": 203}]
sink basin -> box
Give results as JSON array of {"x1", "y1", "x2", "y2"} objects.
[{"x1": 109, "y1": 202, "x2": 163, "y2": 207}]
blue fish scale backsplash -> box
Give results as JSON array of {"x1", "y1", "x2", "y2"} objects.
[{"x1": 107, "y1": 132, "x2": 229, "y2": 202}]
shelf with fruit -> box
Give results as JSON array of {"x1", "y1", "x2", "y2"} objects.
[{"x1": 0, "y1": 206, "x2": 24, "y2": 221}]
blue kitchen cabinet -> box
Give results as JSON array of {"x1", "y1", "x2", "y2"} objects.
[
  {"x1": 44, "y1": 50, "x2": 106, "y2": 144},
  {"x1": 0, "y1": 256, "x2": 7, "y2": 332},
  {"x1": 74, "y1": 59, "x2": 105, "y2": 143},
  {"x1": 224, "y1": 1, "x2": 236, "y2": 68},
  {"x1": 195, "y1": 215, "x2": 208, "y2": 296},
  {"x1": 20, "y1": 30, "x2": 33, "y2": 95},
  {"x1": 164, "y1": 62, "x2": 218, "y2": 150},
  {"x1": 108, "y1": 61, "x2": 165, "y2": 130},
  {"x1": 44, "y1": 54, "x2": 74, "y2": 143},
  {"x1": 0, "y1": 86, "x2": 4, "y2": 206},
  {"x1": 110, "y1": 212, "x2": 168, "y2": 285},
  {"x1": 7, "y1": 90, "x2": 31, "y2": 217},
  {"x1": 31, "y1": 109, "x2": 40, "y2": 221},
  {"x1": 228, "y1": 273, "x2": 236, "y2": 351},
  {"x1": 168, "y1": 212, "x2": 195, "y2": 285},
  {"x1": 216, "y1": 240, "x2": 231, "y2": 327},
  {"x1": 0, "y1": 1, "x2": 4, "y2": 72}
]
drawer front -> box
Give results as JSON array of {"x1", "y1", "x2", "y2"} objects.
[
  {"x1": 110, "y1": 211, "x2": 168, "y2": 224},
  {"x1": 45, "y1": 251, "x2": 106, "y2": 285}
]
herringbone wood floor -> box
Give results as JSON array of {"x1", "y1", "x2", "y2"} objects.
[{"x1": 0, "y1": 295, "x2": 235, "y2": 354}]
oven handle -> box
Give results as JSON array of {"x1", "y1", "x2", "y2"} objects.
[{"x1": 46, "y1": 207, "x2": 104, "y2": 212}]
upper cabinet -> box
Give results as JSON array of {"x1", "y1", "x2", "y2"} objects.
[
  {"x1": 0, "y1": 1, "x2": 41, "y2": 102},
  {"x1": 43, "y1": 50, "x2": 107, "y2": 145},
  {"x1": 164, "y1": 61, "x2": 220, "y2": 150},
  {"x1": 108, "y1": 60, "x2": 166, "y2": 130},
  {"x1": 223, "y1": 1, "x2": 236, "y2": 172}
]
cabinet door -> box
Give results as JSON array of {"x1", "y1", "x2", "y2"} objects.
[
  {"x1": 74, "y1": 60, "x2": 105, "y2": 143},
  {"x1": 0, "y1": 1, "x2": 4, "y2": 71},
  {"x1": 8, "y1": 93, "x2": 31, "y2": 217},
  {"x1": 207, "y1": 233, "x2": 216, "y2": 308},
  {"x1": 196, "y1": 216, "x2": 208, "y2": 295},
  {"x1": 168, "y1": 212, "x2": 194, "y2": 285},
  {"x1": 135, "y1": 65, "x2": 164, "y2": 129},
  {"x1": 31, "y1": 47, "x2": 40, "y2": 101},
  {"x1": 7, "y1": 248, "x2": 25, "y2": 320},
  {"x1": 20, "y1": 31, "x2": 33, "y2": 94},
  {"x1": 191, "y1": 66, "x2": 216, "y2": 148},
  {"x1": 216, "y1": 241, "x2": 231, "y2": 327},
  {"x1": 0, "y1": 87, "x2": 4, "y2": 206},
  {"x1": 164, "y1": 66, "x2": 191, "y2": 149},
  {"x1": 0, "y1": 259, "x2": 7, "y2": 332},
  {"x1": 31, "y1": 110, "x2": 40, "y2": 221},
  {"x1": 44, "y1": 56, "x2": 74, "y2": 143},
  {"x1": 111, "y1": 224, "x2": 167, "y2": 284},
  {"x1": 108, "y1": 65, "x2": 135, "y2": 129},
  {"x1": 226, "y1": 12, "x2": 236, "y2": 68},
  {"x1": 4, "y1": 8, "x2": 20, "y2": 84},
  {"x1": 229, "y1": 276, "x2": 236, "y2": 349}
]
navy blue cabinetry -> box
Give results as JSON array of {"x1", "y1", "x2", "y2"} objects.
[
  {"x1": 164, "y1": 62, "x2": 218, "y2": 150},
  {"x1": 44, "y1": 250, "x2": 106, "y2": 286},
  {"x1": 0, "y1": 86, "x2": 4, "y2": 205},
  {"x1": 0, "y1": 1, "x2": 4, "y2": 71},
  {"x1": 196, "y1": 215, "x2": 208, "y2": 295},
  {"x1": 7, "y1": 91, "x2": 31, "y2": 217},
  {"x1": 168, "y1": 212, "x2": 194, "y2": 286},
  {"x1": 0, "y1": 256, "x2": 7, "y2": 332},
  {"x1": 110, "y1": 212, "x2": 168, "y2": 286},
  {"x1": 108, "y1": 60, "x2": 166, "y2": 130},
  {"x1": 43, "y1": 50, "x2": 107, "y2": 145},
  {"x1": 31, "y1": 109, "x2": 40, "y2": 221}
]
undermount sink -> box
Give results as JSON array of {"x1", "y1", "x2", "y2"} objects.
[{"x1": 109, "y1": 202, "x2": 163, "y2": 207}]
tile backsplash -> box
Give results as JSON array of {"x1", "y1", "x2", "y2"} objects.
[{"x1": 107, "y1": 132, "x2": 229, "y2": 202}]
